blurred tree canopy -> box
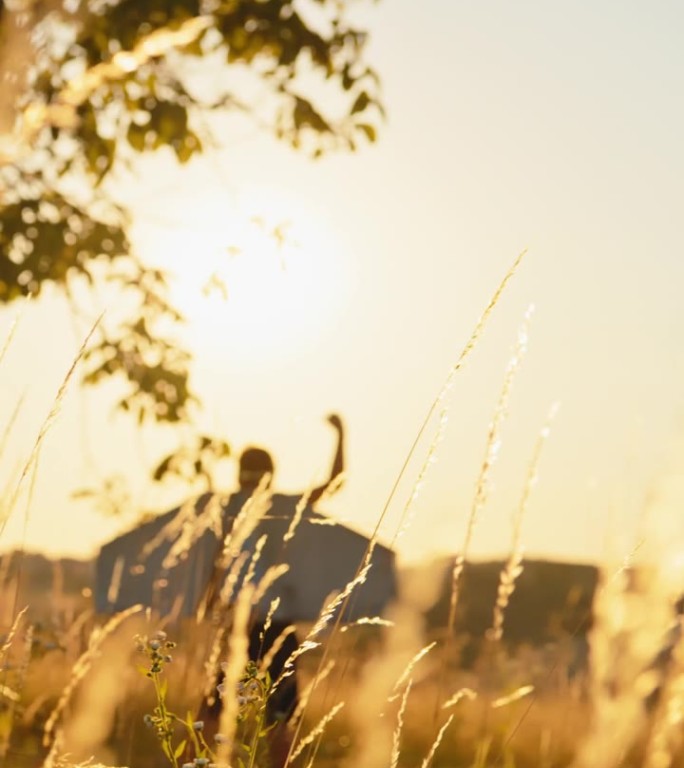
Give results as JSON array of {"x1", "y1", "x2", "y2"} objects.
[{"x1": 0, "y1": 0, "x2": 382, "y2": 424}]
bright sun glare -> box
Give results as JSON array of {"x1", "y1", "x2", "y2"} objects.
[{"x1": 135, "y1": 186, "x2": 350, "y2": 363}]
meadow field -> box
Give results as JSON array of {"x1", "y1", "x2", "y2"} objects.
[
  {"x1": 2, "y1": 3, "x2": 683, "y2": 765},
  {"x1": 0, "y1": 539, "x2": 681, "y2": 768}
]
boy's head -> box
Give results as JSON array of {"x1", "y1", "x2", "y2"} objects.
[{"x1": 238, "y1": 447, "x2": 274, "y2": 491}]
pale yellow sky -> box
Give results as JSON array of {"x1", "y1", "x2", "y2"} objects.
[{"x1": 1, "y1": 0, "x2": 684, "y2": 565}]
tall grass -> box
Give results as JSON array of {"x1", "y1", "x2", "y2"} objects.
[{"x1": 2, "y1": 251, "x2": 683, "y2": 768}]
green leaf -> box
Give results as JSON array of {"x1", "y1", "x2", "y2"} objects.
[
  {"x1": 351, "y1": 91, "x2": 371, "y2": 115},
  {"x1": 127, "y1": 123, "x2": 147, "y2": 152},
  {"x1": 174, "y1": 739, "x2": 188, "y2": 760},
  {"x1": 356, "y1": 123, "x2": 376, "y2": 143}
]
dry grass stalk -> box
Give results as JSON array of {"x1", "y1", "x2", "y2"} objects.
[
  {"x1": 0, "y1": 393, "x2": 25, "y2": 465},
  {"x1": 391, "y1": 407, "x2": 449, "y2": 548},
  {"x1": 0, "y1": 605, "x2": 27, "y2": 662},
  {"x1": 287, "y1": 701, "x2": 345, "y2": 764},
  {"x1": 645, "y1": 616, "x2": 684, "y2": 768},
  {"x1": 258, "y1": 624, "x2": 298, "y2": 682},
  {"x1": 43, "y1": 605, "x2": 141, "y2": 747},
  {"x1": 218, "y1": 551, "x2": 250, "y2": 606},
  {"x1": 420, "y1": 713, "x2": 455, "y2": 768},
  {"x1": 260, "y1": 597, "x2": 281, "y2": 637},
  {"x1": 0, "y1": 297, "x2": 28, "y2": 369},
  {"x1": 215, "y1": 583, "x2": 253, "y2": 765},
  {"x1": 3, "y1": 316, "x2": 101, "y2": 533},
  {"x1": 105, "y1": 556, "x2": 125, "y2": 608},
  {"x1": 489, "y1": 402, "x2": 558, "y2": 642},
  {"x1": 243, "y1": 533, "x2": 268, "y2": 587},
  {"x1": 389, "y1": 642, "x2": 436, "y2": 701},
  {"x1": 202, "y1": 625, "x2": 227, "y2": 703},
  {"x1": 279, "y1": 557, "x2": 376, "y2": 752},
  {"x1": 220, "y1": 475, "x2": 272, "y2": 563},
  {"x1": 363, "y1": 250, "x2": 527, "y2": 581},
  {"x1": 492, "y1": 684, "x2": 535, "y2": 708},
  {"x1": 571, "y1": 560, "x2": 672, "y2": 768},
  {"x1": 50, "y1": 756, "x2": 127, "y2": 768},
  {"x1": 390, "y1": 679, "x2": 412, "y2": 768},
  {"x1": 314, "y1": 250, "x2": 527, "y2": 707},
  {"x1": 40, "y1": 727, "x2": 64, "y2": 768},
  {"x1": 61, "y1": 630, "x2": 139, "y2": 762},
  {"x1": 340, "y1": 616, "x2": 395, "y2": 632},
  {"x1": 0, "y1": 611, "x2": 31, "y2": 758},
  {"x1": 252, "y1": 564, "x2": 289, "y2": 609},
  {"x1": 162, "y1": 493, "x2": 228, "y2": 569},
  {"x1": 290, "y1": 659, "x2": 336, "y2": 725},
  {"x1": 309, "y1": 562, "x2": 373, "y2": 642},
  {"x1": 447, "y1": 306, "x2": 532, "y2": 640},
  {"x1": 442, "y1": 687, "x2": 477, "y2": 709},
  {"x1": 140, "y1": 495, "x2": 199, "y2": 561},
  {"x1": 284, "y1": 487, "x2": 314, "y2": 543}
]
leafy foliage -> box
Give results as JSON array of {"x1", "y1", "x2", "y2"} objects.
[
  {"x1": 0, "y1": 0, "x2": 382, "y2": 423},
  {"x1": 152, "y1": 433, "x2": 231, "y2": 489}
]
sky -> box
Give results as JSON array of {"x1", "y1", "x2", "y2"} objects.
[{"x1": 1, "y1": 0, "x2": 684, "y2": 566}]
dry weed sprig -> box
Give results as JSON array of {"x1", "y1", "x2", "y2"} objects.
[
  {"x1": 287, "y1": 701, "x2": 345, "y2": 764},
  {"x1": 389, "y1": 642, "x2": 436, "y2": 701},
  {"x1": 420, "y1": 714, "x2": 455, "y2": 768},
  {"x1": 447, "y1": 305, "x2": 532, "y2": 641},
  {"x1": 43, "y1": 605, "x2": 141, "y2": 747},
  {"x1": 390, "y1": 679, "x2": 412, "y2": 768},
  {"x1": 489, "y1": 402, "x2": 558, "y2": 642}
]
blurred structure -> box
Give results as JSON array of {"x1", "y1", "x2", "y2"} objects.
[{"x1": 95, "y1": 492, "x2": 397, "y2": 623}]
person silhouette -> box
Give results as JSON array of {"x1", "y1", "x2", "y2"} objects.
[{"x1": 198, "y1": 413, "x2": 345, "y2": 766}]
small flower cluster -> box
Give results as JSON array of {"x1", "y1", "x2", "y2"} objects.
[
  {"x1": 135, "y1": 629, "x2": 176, "y2": 676},
  {"x1": 216, "y1": 661, "x2": 267, "y2": 712},
  {"x1": 137, "y1": 630, "x2": 181, "y2": 752}
]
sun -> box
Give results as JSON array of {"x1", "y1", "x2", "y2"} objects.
[{"x1": 134, "y1": 185, "x2": 350, "y2": 363}]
